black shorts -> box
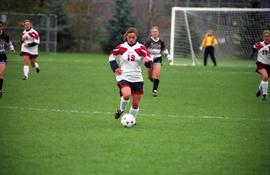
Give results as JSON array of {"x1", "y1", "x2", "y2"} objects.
[
  {"x1": 153, "y1": 57, "x2": 162, "y2": 64},
  {"x1": 20, "y1": 52, "x2": 38, "y2": 59},
  {"x1": 117, "y1": 80, "x2": 144, "y2": 96},
  {"x1": 256, "y1": 61, "x2": 270, "y2": 76},
  {"x1": 0, "y1": 52, "x2": 7, "y2": 64}
]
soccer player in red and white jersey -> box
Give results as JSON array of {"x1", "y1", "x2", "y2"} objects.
[
  {"x1": 20, "y1": 20, "x2": 40, "y2": 80},
  {"x1": 0, "y1": 21, "x2": 15, "y2": 97},
  {"x1": 251, "y1": 30, "x2": 270, "y2": 100},
  {"x1": 144, "y1": 26, "x2": 172, "y2": 97},
  {"x1": 109, "y1": 27, "x2": 153, "y2": 121}
]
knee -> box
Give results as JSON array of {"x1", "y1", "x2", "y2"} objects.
[
  {"x1": 261, "y1": 73, "x2": 269, "y2": 81},
  {"x1": 154, "y1": 73, "x2": 160, "y2": 79},
  {"x1": 122, "y1": 94, "x2": 131, "y2": 100},
  {"x1": 153, "y1": 72, "x2": 160, "y2": 79},
  {"x1": 263, "y1": 76, "x2": 268, "y2": 81}
]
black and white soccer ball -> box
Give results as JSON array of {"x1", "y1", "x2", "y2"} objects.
[{"x1": 121, "y1": 114, "x2": 136, "y2": 127}]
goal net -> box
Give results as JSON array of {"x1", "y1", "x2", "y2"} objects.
[
  {"x1": 170, "y1": 7, "x2": 270, "y2": 66},
  {"x1": 0, "y1": 12, "x2": 57, "y2": 53}
]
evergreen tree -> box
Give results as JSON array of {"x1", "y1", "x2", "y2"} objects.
[
  {"x1": 101, "y1": 0, "x2": 142, "y2": 53},
  {"x1": 47, "y1": 0, "x2": 76, "y2": 51}
]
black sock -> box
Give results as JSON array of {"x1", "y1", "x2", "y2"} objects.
[
  {"x1": 0, "y1": 79, "x2": 3, "y2": 91},
  {"x1": 153, "y1": 79, "x2": 160, "y2": 91}
]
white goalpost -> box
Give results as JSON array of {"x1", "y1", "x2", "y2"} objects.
[{"x1": 170, "y1": 7, "x2": 270, "y2": 66}]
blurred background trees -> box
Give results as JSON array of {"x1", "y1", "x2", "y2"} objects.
[{"x1": 0, "y1": 0, "x2": 270, "y2": 53}]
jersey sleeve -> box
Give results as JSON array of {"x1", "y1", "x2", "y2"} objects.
[
  {"x1": 200, "y1": 37, "x2": 206, "y2": 47},
  {"x1": 254, "y1": 42, "x2": 263, "y2": 50},
  {"x1": 108, "y1": 44, "x2": 122, "y2": 61},
  {"x1": 4, "y1": 33, "x2": 14, "y2": 51},
  {"x1": 28, "y1": 30, "x2": 40, "y2": 44},
  {"x1": 160, "y1": 40, "x2": 171, "y2": 60},
  {"x1": 213, "y1": 37, "x2": 218, "y2": 45}
]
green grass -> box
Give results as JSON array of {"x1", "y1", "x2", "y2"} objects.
[{"x1": 0, "y1": 53, "x2": 269, "y2": 175}]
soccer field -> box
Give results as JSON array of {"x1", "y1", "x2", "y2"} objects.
[{"x1": 0, "y1": 53, "x2": 269, "y2": 175}]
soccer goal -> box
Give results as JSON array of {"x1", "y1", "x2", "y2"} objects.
[
  {"x1": 1, "y1": 12, "x2": 57, "y2": 53},
  {"x1": 170, "y1": 7, "x2": 270, "y2": 66}
]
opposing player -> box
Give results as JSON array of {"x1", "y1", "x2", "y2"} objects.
[
  {"x1": 200, "y1": 30, "x2": 218, "y2": 66},
  {"x1": 109, "y1": 27, "x2": 152, "y2": 120},
  {"x1": 251, "y1": 30, "x2": 270, "y2": 100},
  {"x1": 144, "y1": 26, "x2": 172, "y2": 97},
  {"x1": 20, "y1": 19, "x2": 40, "y2": 80},
  {"x1": 0, "y1": 21, "x2": 15, "y2": 98}
]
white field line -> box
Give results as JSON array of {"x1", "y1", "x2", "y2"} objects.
[{"x1": 0, "y1": 105, "x2": 269, "y2": 123}]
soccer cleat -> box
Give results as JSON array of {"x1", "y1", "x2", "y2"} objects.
[
  {"x1": 152, "y1": 90, "x2": 157, "y2": 97},
  {"x1": 256, "y1": 89, "x2": 261, "y2": 97},
  {"x1": 36, "y1": 68, "x2": 40, "y2": 73},
  {"x1": 115, "y1": 109, "x2": 124, "y2": 119},
  {"x1": 22, "y1": 76, "x2": 28, "y2": 80},
  {"x1": 0, "y1": 90, "x2": 2, "y2": 98},
  {"x1": 262, "y1": 94, "x2": 267, "y2": 101}
]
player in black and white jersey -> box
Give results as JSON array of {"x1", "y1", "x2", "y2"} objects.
[
  {"x1": 20, "y1": 20, "x2": 40, "y2": 80},
  {"x1": 144, "y1": 26, "x2": 172, "y2": 97},
  {"x1": 0, "y1": 21, "x2": 15, "y2": 97},
  {"x1": 109, "y1": 27, "x2": 153, "y2": 120},
  {"x1": 251, "y1": 30, "x2": 270, "y2": 100}
]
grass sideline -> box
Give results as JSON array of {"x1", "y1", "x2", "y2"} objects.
[{"x1": 0, "y1": 52, "x2": 269, "y2": 175}]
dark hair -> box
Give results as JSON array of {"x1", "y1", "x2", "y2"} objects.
[
  {"x1": 0, "y1": 21, "x2": 4, "y2": 26},
  {"x1": 123, "y1": 27, "x2": 138, "y2": 41}
]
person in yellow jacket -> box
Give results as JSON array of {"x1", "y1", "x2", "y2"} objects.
[{"x1": 200, "y1": 30, "x2": 218, "y2": 66}]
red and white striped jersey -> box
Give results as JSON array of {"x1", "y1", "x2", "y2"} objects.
[
  {"x1": 254, "y1": 41, "x2": 270, "y2": 64},
  {"x1": 21, "y1": 28, "x2": 40, "y2": 55},
  {"x1": 109, "y1": 42, "x2": 150, "y2": 82}
]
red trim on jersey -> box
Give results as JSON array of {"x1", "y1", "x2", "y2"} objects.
[
  {"x1": 28, "y1": 32, "x2": 39, "y2": 40},
  {"x1": 134, "y1": 45, "x2": 150, "y2": 58},
  {"x1": 113, "y1": 46, "x2": 128, "y2": 55},
  {"x1": 255, "y1": 42, "x2": 263, "y2": 50}
]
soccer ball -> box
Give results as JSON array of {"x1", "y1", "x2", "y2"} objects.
[{"x1": 121, "y1": 114, "x2": 136, "y2": 127}]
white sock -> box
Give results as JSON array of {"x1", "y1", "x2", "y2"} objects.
[
  {"x1": 35, "y1": 62, "x2": 39, "y2": 68},
  {"x1": 23, "y1": 65, "x2": 29, "y2": 78},
  {"x1": 129, "y1": 107, "x2": 139, "y2": 118},
  {"x1": 259, "y1": 81, "x2": 262, "y2": 91},
  {"x1": 261, "y1": 81, "x2": 268, "y2": 95},
  {"x1": 120, "y1": 96, "x2": 129, "y2": 112}
]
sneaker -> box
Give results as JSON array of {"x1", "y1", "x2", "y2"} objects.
[
  {"x1": 152, "y1": 90, "x2": 157, "y2": 97},
  {"x1": 256, "y1": 89, "x2": 261, "y2": 97},
  {"x1": 22, "y1": 76, "x2": 28, "y2": 80},
  {"x1": 0, "y1": 90, "x2": 2, "y2": 98},
  {"x1": 115, "y1": 109, "x2": 124, "y2": 119},
  {"x1": 262, "y1": 94, "x2": 267, "y2": 101},
  {"x1": 36, "y1": 68, "x2": 40, "y2": 73}
]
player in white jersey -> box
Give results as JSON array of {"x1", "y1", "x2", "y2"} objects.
[
  {"x1": 144, "y1": 26, "x2": 172, "y2": 97},
  {"x1": 251, "y1": 30, "x2": 270, "y2": 100},
  {"x1": 0, "y1": 21, "x2": 15, "y2": 97},
  {"x1": 20, "y1": 20, "x2": 40, "y2": 80},
  {"x1": 109, "y1": 27, "x2": 153, "y2": 121}
]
